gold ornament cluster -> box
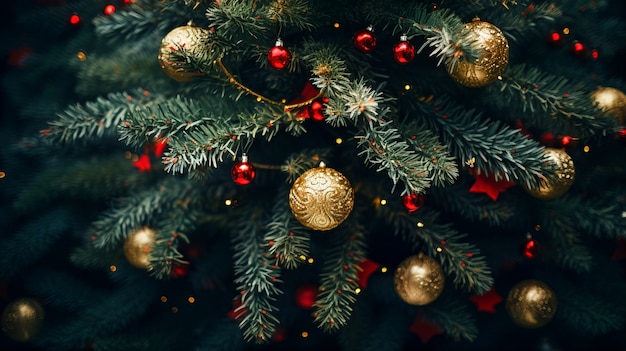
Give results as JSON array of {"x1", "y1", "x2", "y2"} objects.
[
  {"x1": 393, "y1": 253, "x2": 445, "y2": 305},
  {"x1": 158, "y1": 25, "x2": 209, "y2": 82},
  {"x1": 447, "y1": 19, "x2": 509, "y2": 88},
  {"x1": 289, "y1": 163, "x2": 354, "y2": 231},
  {"x1": 123, "y1": 226, "x2": 158, "y2": 269},
  {"x1": 1, "y1": 297, "x2": 45, "y2": 342},
  {"x1": 523, "y1": 147, "x2": 575, "y2": 200},
  {"x1": 590, "y1": 86, "x2": 626, "y2": 126},
  {"x1": 505, "y1": 279, "x2": 557, "y2": 328}
]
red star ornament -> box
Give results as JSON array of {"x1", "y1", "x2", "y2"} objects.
[
  {"x1": 132, "y1": 154, "x2": 152, "y2": 172},
  {"x1": 357, "y1": 259, "x2": 380, "y2": 288},
  {"x1": 469, "y1": 287, "x2": 503, "y2": 313},
  {"x1": 408, "y1": 314, "x2": 443, "y2": 343},
  {"x1": 469, "y1": 169, "x2": 516, "y2": 201}
]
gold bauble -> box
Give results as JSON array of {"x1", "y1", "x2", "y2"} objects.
[
  {"x1": 1, "y1": 298, "x2": 45, "y2": 342},
  {"x1": 288, "y1": 163, "x2": 354, "y2": 231},
  {"x1": 590, "y1": 86, "x2": 626, "y2": 126},
  {"x1": 393, "y1": 253, "x2": 445, "y2": 305},
  {"x1": 123, "y1": 226, "x2": 158, "y2": 269},
  {"x1": 523, "y1": 147, "x2": 575, "y2": 200},
  {"x1": 157, "y1": 25, "x2": 208, "y2": 82},
  {"x1": 446, "y1": 19, "x2": 509, "y2": 87},
  {"x1": 506, "y1": 279, "x2": 557, "y2": 328}
]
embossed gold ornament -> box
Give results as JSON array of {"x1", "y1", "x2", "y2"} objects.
[
  {"x1": 1, "y1": 297, "x2": 45, "y2": 342},
  {"x1": 393, "y1": 253, "x2": 445, "y2": 305},
  {"x1": 446, "y1": 19, "x2": 509, "y2": 87},
  {"x1": 123, "y1": 226, "x2": 158, "y2": 269},
  {"x1": 506, "y1": 279, "x2": 557, "y2": 328},
  {"x1": 590, "y1": 86, "x2": 626, "y2": 126},
  {"x1": 523, "y1": 147, "x2": 575, "y2": 200},
  {"x1": 158, "y1": 25, "x2": 208, "y2": 82},
  {"x1": 289, "y1": 162, "x2": 354, "y2": 231}
]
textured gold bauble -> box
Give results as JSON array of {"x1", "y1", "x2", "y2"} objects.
[
  {"x1": 123, "y1": 226, "x2": 158, "y2": 269},
  {"x1": 393, "y1": 253, "x2": 445, "y2": 305},
  {"x1": 1, "y1": 297, "x2": 45, "y2": 342},
  {"x1": 289, "y1": 163, "x2": 354, "y2": 231},
  {"x1": 158, "y1": 25, "x2": 208, "y2": 82},
  {"x1": 446, "y1": 19, "x2": 509, "y2": 88},
  {"x1": 590, "y1": 86, "x2": 626, "y2": 126},
  {"x1": 506, "y1": 279, "x2": 557, "y2": 328},
  {"x1": 524, "y1": 147, "x2": 575, "y2": 200}
]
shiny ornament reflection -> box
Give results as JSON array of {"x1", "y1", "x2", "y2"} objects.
[{"x1": 394, "y1": 253, "x2": 445, "y2": 305}]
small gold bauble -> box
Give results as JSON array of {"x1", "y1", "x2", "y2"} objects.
[
  {"x1": 446, "y1": 19, "x2": 509, "y2": 88},
  {"x1": 506, "y1": 279, "x2": 557, "y2": 328},
  {"x1": 524, "y1": 147, "x2": 575, "y2": 200},
  {"x1": 288, "y1": 163, "x2": 354, "y2": 231},
  {"x1": 393, "y1": 253, "x2": 445, "y2": 305},
  {"x1": 1, "y1": 297, "x2": 45, "y2": 342},
  {"x1": 157, "y1": 25, "x2": 208, "y2": 82},
  {"x1": 123, "y1": 226, "x2": 158, "y2": 269},
  {"x1": 590, "y1": 86, "x2": 626, "y2": 126}
]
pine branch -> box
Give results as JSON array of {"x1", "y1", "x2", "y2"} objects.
[
  {"x1": 543, "y1": 213, "x2": 593, "y2": 273},
  {"x1": 499, "y1": 64, "x2": 613, "y2": 135},
  {"x1": 13, "y1": 155, "x2": 142, "y2": 212},
  {"x1": 313, "y1": 215, "x2": 367, "y2": 331},
  {"x1": 264, "y1": 187, "x2": 311, "y2": 270},
  {"x1": 91, "y1": 178, "x2": 198, "y2": 250},
  {"x1": 415, "y1": 96, "x2": 549, "y2": 189},
  {"x1": 402, "y1": 126, "x2": 460, "y2": 188},
  {"x1": 380, "y1": 204, "x2": 493, "y2": 294},
  {"x1": 231, "y1": 207, "x2": 282, "y2": 343},
  {"x1": 43, "y1": 89, "x2": 160, "y2": 145},
  {"x1": 425, "y1": 294, "x2": 478, "y2": 342},
  {"x1": 280, "y1": 148, "x2": 333, "y2": 182},
  {"x1": 0, "y1": 209, "x2": 73, "y2": 279},
  {"x1": 428, "y1": 181, "x2": 516, "y2": 226}
]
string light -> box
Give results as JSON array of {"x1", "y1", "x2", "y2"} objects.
[
  {"x1": 0, "y1": 171, "x2": 5, "y2": 179},
  {"x1": 416, "y1": 222, "x2": 425, "y2": 228},
  {"x1": 161, "y1": 296, "x2": 168, "y2": 303},
  {"x1": 307, "y1": 257, "x2": 314, "y2": 264},
  {"x1": 380, "y1": 199, "x2": 387, "y2": 205},
  {"x1": 77, "y1": 51, "x2": 87, "y2": 61},
  {"x1": 583, "y1": 145, "x2": 590, "y2": 152},
  {"x1": 188, "y1": 297, "x2": 195, "y2": 304},
  {"x1": 335, "y1": 137, "x2": 343, "y2": 144},
  {"x1": 109, "y1": 265, "x2": 117, "y2": 272},
  {"x1": 224, "y1": 199, "x2": 232, "y2": 206},
  {"x1": 381, "y1": 266, "x2": 388, "y2": 273},
  {"x1": 301, "y1": 331, "x2": 309, "y2": 338}
]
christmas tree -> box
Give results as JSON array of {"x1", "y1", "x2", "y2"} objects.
[{"x1": 2, "y1": 0, "x2": 626, "y2": 350}]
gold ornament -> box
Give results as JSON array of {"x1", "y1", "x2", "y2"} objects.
[
  {"x1": 506, "y1": 279, "x2": 557, "y2": 328},
  {"x1": 123, "y1": 226, "x2": 158, "y2": 269},
  {"x1": 523, "y1": 147, "x2": 575, "y2": 200},
  {"x1": 393, "y1": 253, "x2": 445, "y2": 305},
  {"x1": 1, "y1": 297, "x2": 45, "y2": 342},
  {"x1": 158, "y1": 25, "x2": 208, "y2": 82},
  {"x1": 289, "y1": 162, "x2": 354, "y2": 231},
  {"x1": 446, "y1": 19, "x2": 509, "y2": 87},
  {"x1": 590, "y1": 86, "x2": 626, "y2": 126}
]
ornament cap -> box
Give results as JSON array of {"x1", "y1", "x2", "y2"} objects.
[
  {"x1": 400, "y1": 34, "x2": 408, "y2": 41},
  {"x1": 274, "y1": 38, "x2": 284, "y2": 47}
]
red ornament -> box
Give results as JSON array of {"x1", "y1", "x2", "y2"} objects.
[
  {"x1": 402, "y1": 193, "x2": 425, "y2": 214},
  {"x1": 133, "y1": 153, "x2": 152, "y2": 172},
  {"x1": 69, "y1": 13, "x2": 81, "y2": 26},
  {"x1": 570, "y1": 40, "x2": 587, "y2": 59},
  {"x1": 547, "y1": 31, "x2": 562, "y2": 46},
  {"x1": 392, "y1": 35, "x2": 415, "y2": 64},
  {"x1": 267, "y1": 39, "x2": 291, "y2": 70},
  {"x1": 295, "y1": 284, "x2": 317, "y2": 309},
  {"x1": 353, "y1": 26, "x2": 377, "y2": 52},
  {"x1": 469, "y1": 287, "x2": 503, "y2": 313},
  {"x1": 103, "y1": 4, "x2": 116, "y2": 16},
  {"x1": 408, "y1": 314, "x2": 443, "y2": 343},
  {"x1": 231, "y1": 155, "x2": 256, "y2": 185},
  {"x1": 522, "y1": 237, "x2": 540, "y2": 259},
  {"x1": 468, "y1": 168, "x2": 516, "y2": 201},
  {"x1": 357, "y1": 259, "x2": 380, "y2": 288},
  {"x1": 171, "y1": 262, "x2": 190, "y2": 278}
]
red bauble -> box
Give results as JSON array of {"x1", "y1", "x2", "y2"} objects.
[
  {"x1": 267, "y1": 39, "x2": 291, "y2": 70},
  {"x1": 295, "y1": 284, "x2": 317, "y2": 309},
  {"x1": 522, "y1": 237, "x2": 540, "y2": 259},
  {"x1": 231, "y1": 155, "x2": 256, "y2": 185},
  {"x1": 570, "y1": 40, "x2": 587, "y2": 59},
  {"x1": 353, "y1": 26, "x2": 377, "y2": 52},
  {"x1": 392, "y1": 35, "x2": 415, "y2": 64},
  {"x1": 69, "y1": 13, "x2": 81, "y2": 26},
  {"x1": 402, "y1": 193, "x2": 425, "y2": 213},
  {"x1": 171, "y1": 262, "x2": 190, "y2": 278},
  {"x1": 103, "y1": 4, "x2": 116, "y2": 16}
]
